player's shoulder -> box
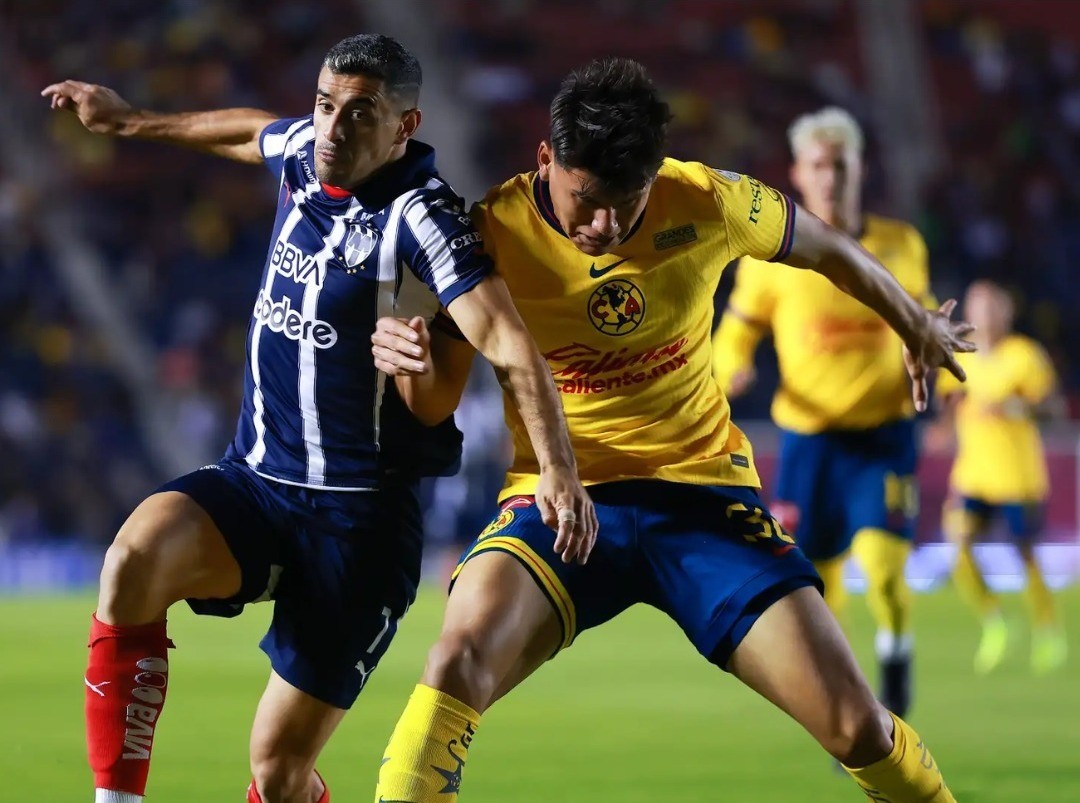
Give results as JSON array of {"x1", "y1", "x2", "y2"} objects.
[
  {"x1": 473, "y1": 171, "x2": 536, "y2": 228},
  {"x1": 654, "y1": 158, "x2": 746, "y2": 196},
  {"x1": 1002, "y1": 333, "x2": 1048, "y2": 361},
  {"x1": 865, "y1": 214, "x2": 926, "y2": 248},
  {"x1": 261, "y1": 115, "x2": 315, "y2": 153},
  {"x1": 652, "y1": 159, "x2": 747, "y2": 220}
]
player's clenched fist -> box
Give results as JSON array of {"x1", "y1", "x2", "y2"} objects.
[{"x1": 41, "y1": 80, "x2": 133, "y2": 134}]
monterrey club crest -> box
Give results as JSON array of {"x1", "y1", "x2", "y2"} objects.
[
  {"x1": 340, "y1": 222, "x2": 379, "y2": 271},
  {"x1": 588, "y1": 279, "x2": 645, "y2": 336}
]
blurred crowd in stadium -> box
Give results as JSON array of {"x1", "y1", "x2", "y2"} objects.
[{"x1": 1, "y1": 0, "x2": 1078, "y2": 547}]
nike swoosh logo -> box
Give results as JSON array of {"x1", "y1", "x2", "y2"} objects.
[{"x1": 589, "y1": 258, "x2": 629, "y2": 278}]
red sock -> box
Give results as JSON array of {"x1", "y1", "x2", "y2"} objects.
[
  {"x1": 85, "y1": 614, "x2": 174, "y2": 795},
  {"x1": 247, "y1": 771, "x2": 330, "y2": 802}
]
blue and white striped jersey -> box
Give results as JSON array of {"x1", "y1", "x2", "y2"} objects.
[{"x1": 223, "y1": 116, "x2": 491, "y2": 489}]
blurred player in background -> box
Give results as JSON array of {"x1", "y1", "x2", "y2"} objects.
[
  {"x1": 936, "y1": 280, "x2": 1067, "y2": 675},
  {"x1": 372, "y1": 59, "x2": 971, "y2": 803},
  {"x1": 714, "y1": 108, "x2": 935, "y2": 718},
  {"x1": 43, "y1": 33, "x2": 593, "y2": 803}
]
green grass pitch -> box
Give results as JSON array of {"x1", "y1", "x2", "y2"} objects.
[{"x1": 2, "y1": 586, "x2": 1077, "y2": 801}]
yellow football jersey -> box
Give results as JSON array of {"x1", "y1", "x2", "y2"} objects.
[
  {"x1": 714, "y1": 214, "x2": 933, "y2": 433},
  {"x1": 937, "y1": 335, "x2": 1054, "y2": 502},
  {"x1": 474, "y1": 160, "x2": 795, "y2": 499}
]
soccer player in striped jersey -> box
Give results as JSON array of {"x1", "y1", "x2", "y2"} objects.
[
  {"x1": 713, "y1": 108, "x2": 937, "y2": 718},
  {"x1": 372, "y1": 59, "x2": 969, "y2": 803},
  {"x1": 43, "y1": 34, "x2": 594, "y2": 803}
]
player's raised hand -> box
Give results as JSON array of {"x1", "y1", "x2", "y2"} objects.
[
  {"x1": 903, "y1": 299, "x2": 976, "y2": 412},
  {"x1": 372, "y1": 316, "x2": 431, "y2": 376},
  {"x1": 535, "y1": 466, "x2": 599, "y2": 565},
  {"x1": 41, "y1": 80, "x2": 134, "y2": 134}
]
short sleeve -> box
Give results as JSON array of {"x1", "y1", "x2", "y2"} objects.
[
  {"x1": 259, "y1": 116, "x2": 314, "y2": 179},
  {"x1": 1017, "y1": 341, "x2": 1056, "y2": 404},
  {"x1": 400, "y1": 192, "x2": 495, "y2": 308},
  {"x1": 710, "y1": 169, "x2": 796, "y2": 264}
]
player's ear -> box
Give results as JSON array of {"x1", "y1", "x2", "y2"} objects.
[
  {"x1": 537, "y1": 141, "x2": 553, "y2": 180},
  {"x1": 396, "y1": 108, "x2": 421, "y2": 144}
]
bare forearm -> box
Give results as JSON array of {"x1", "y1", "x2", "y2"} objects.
[
  {"x1": 491, "y1": 336, "x2": 575, "y2": 471},
  {"x1": 115, "y1": 108, "x2": 275, "y2": 164},
  {"x1": 393, "y1": 371, "x2": 463, "y2": 426}
]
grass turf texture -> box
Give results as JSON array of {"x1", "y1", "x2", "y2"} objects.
[{"x1": 2, "y1": 586, "x2": 1077, "y2": 802}]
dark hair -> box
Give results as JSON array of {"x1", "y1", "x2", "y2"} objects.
[
  {"x1": 549, "y1": 58, "x2": 672, "y2": 195},
  {"x1": 323, "y1": 34, "x2": 422, "y2": 106}
]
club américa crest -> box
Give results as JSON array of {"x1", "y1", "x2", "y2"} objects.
[{"x1": 588, "y1": 279, "x2": 646, "y2": 336}]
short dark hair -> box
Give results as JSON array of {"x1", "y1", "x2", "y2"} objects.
[
  {"x1": 323, "y1": 34, "x2": 422, "y2": 106},
  {"x1": 549, "y1": 58, "x2": 672, "y2": 195}
]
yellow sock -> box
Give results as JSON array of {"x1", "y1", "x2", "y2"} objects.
[
  {"x1": 375, "y1": 684, "x2": 480, "y2": 803},
  {"x1": 1022, "y1": 555, "x2": 1057, "y2": 629},
  {"x1": 852, "y1": 528, "x2": 913, "y2": 639},
  {"x1": 813, "y1": 553, "x2": 850, "y2": 630},
  {"x1": 951, "y1": 542, "x2": 998, "y2": 619},
  {"x1": 845, "y1": 713, "x2": 955, "y2": 802}
]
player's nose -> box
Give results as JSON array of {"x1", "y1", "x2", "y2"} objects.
[
  {"x1": 324, "y1": 112, "x2": 348, "y2": 144},
  {"x1": 592, "y1": 208, "x2": 620, "y2": 238}
]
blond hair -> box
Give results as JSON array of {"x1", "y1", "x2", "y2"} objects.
[{"x1": 788, "y1": 107, "x2": 864, "y2": 157}]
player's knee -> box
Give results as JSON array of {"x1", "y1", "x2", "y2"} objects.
[
  {"x1": 250, "y1": 756, "x2": 316, "y2": 803},
  {"x1": 98, "y1": 525, "x2": 174, "y2": 623},
  {"x1": 423, "y1": 630, "x2": 500, "y2": 711},
  {"x1": 824, "y1": 699, "x2": 893, "y2": 768}
]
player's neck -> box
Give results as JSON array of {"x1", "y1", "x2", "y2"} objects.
[
  {"x1": 975, "y1": 331, "x2": 1007, "y2": 351},
  {"x1": 809, "y1": 207, "x2": 861, "y2": 237}
]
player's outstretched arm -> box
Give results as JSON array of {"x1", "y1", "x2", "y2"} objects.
[
  {"x1": 784, "y1": 207, "x2": 976, "y2": 411},
  {"x1": 445, "y1": 274, "x2": 599, "y2": 563},
  {"x1": 41, "y1": 80, "x2": 275, "y2": 165},
  {"x1": 371, "y1": 315, "x2": 476, "y2": 426}
]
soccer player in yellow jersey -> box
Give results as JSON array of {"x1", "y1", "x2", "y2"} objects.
[
  {"x1": 936, "y1": 280, "x2": 1066, "y2": 675},
  {"x1": 713, "y1": 107, "x2": 933, "y2": 719},
  {"x1": 372, "y1": 60, "x2": 972, "y2": 802}
]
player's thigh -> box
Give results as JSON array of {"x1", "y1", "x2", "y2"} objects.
[
  {"x1": 1004, "y1": 502, "x2": 1045, "y2": 548},
  {"x1": 443, "y1": 495, "x2": 637, "y2": 707},
  {"x1": 263, "y1": 480, "x2": 424, "y2": 711},
  {"x1": 727, "y1": 586, "x2": 891, "y2": 763},
  {"x1": 636, "y1": 483, "x2": 822, "y2": 666},
  {"x1": 431, "y1": 551, "x2": 563, "y2": 708},
  {"x1": 249, "y1": 670, "x2": 346, "y2": 779},
  {"x1": 98, "y1": 465, "x2": 272, "y2": 622},
  {"x1": 943, "y1": 495, "x2": 990, "y2": 546}
]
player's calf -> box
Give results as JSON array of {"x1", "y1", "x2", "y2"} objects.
[{"x1": 87, "y1": 492, "x2": 242, "y2": 801}]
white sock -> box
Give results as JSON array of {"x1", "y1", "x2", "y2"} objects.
[
  {"x1": 95, "y1": 789, "x2": 143, "y2": 803},
  {"x1": 875, "y1": 630, "x2": 914, "y2": 662}
]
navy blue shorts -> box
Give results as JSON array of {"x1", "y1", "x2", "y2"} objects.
[
  {"x1": 158, "y1": 459, "x2": 422, "y2": 709},
  {"x1": 947, "y1": 496, "x2": 1045, "y2": 542},
  {"x1": 453, "y1": 481, "x2": 821, "y2": 669},
  {"x1": 773, "y1": 419, "x2": 918, "y2": 562}
]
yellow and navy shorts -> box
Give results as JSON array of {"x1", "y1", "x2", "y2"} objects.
[
  {"x1": 944, "y1": 495, "x2": 1045, "y2": 542},
  {"x1": 772, "y1": 419, "x2": 918, "y2": 561},
  {"x1": 451, "y1": 480, "x2": 821, "y2": 668}
]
